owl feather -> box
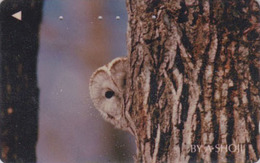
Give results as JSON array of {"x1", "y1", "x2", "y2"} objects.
[{"x1": 89, "y1": 57, "x2": 128, "y2": 130}]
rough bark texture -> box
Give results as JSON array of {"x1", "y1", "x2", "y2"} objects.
[
  {"x1": 124, "y1": 0, "x2": 260, "y2": 162},
  {"x1": 0, "y1": 0, "x2": 43, "y2": 162}
]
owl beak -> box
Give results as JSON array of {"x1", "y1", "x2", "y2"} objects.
[{"x1": 107, "y1": 113, "x2": 115, "y2": 120}]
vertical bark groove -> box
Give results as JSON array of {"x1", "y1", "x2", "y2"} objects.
[{"x1": 124, "y1": 0, "x2": 259, "y2": 162}]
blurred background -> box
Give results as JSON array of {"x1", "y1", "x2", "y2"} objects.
[{"x1": 36, "y1": 0, "x2": 135, "y2": 162}]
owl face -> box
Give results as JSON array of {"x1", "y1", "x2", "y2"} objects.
[{"x1": 89, "y1": 57, "x2": 128, "y2": 128}]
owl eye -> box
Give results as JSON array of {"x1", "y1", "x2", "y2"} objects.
[{"x1": 105, "y1": 90, "x2": 115, "y2": 99}]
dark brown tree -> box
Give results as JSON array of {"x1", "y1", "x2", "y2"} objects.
[
  {"x1": 122, "y1": 0, "x2": 259, "y2": 162},
  {"x1": 0, "y1": 0, "x2": 43, "y2": 162}
]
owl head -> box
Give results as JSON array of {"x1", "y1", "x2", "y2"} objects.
[{"x1": 89, "y1": 57, "x2": 128, "y2": 129}]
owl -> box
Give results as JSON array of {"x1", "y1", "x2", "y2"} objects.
[{"x1": 89, "y1": 57, "x2": 128, "y2": 130}]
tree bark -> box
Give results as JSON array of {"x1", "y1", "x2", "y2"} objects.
[
  {"x1": 124, "y1": 0, "x2": 260, "y2": 162},
  {"x1": 0, "y1": 0, "x2": 43, "y2": 162}
]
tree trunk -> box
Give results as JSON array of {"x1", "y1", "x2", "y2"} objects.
[
  {"x1": 0, "y1": 0, "x2": 43, "y2": 162},
  {"x1": 124, "y1": 0, "x2": 260, "y2": 162}
]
